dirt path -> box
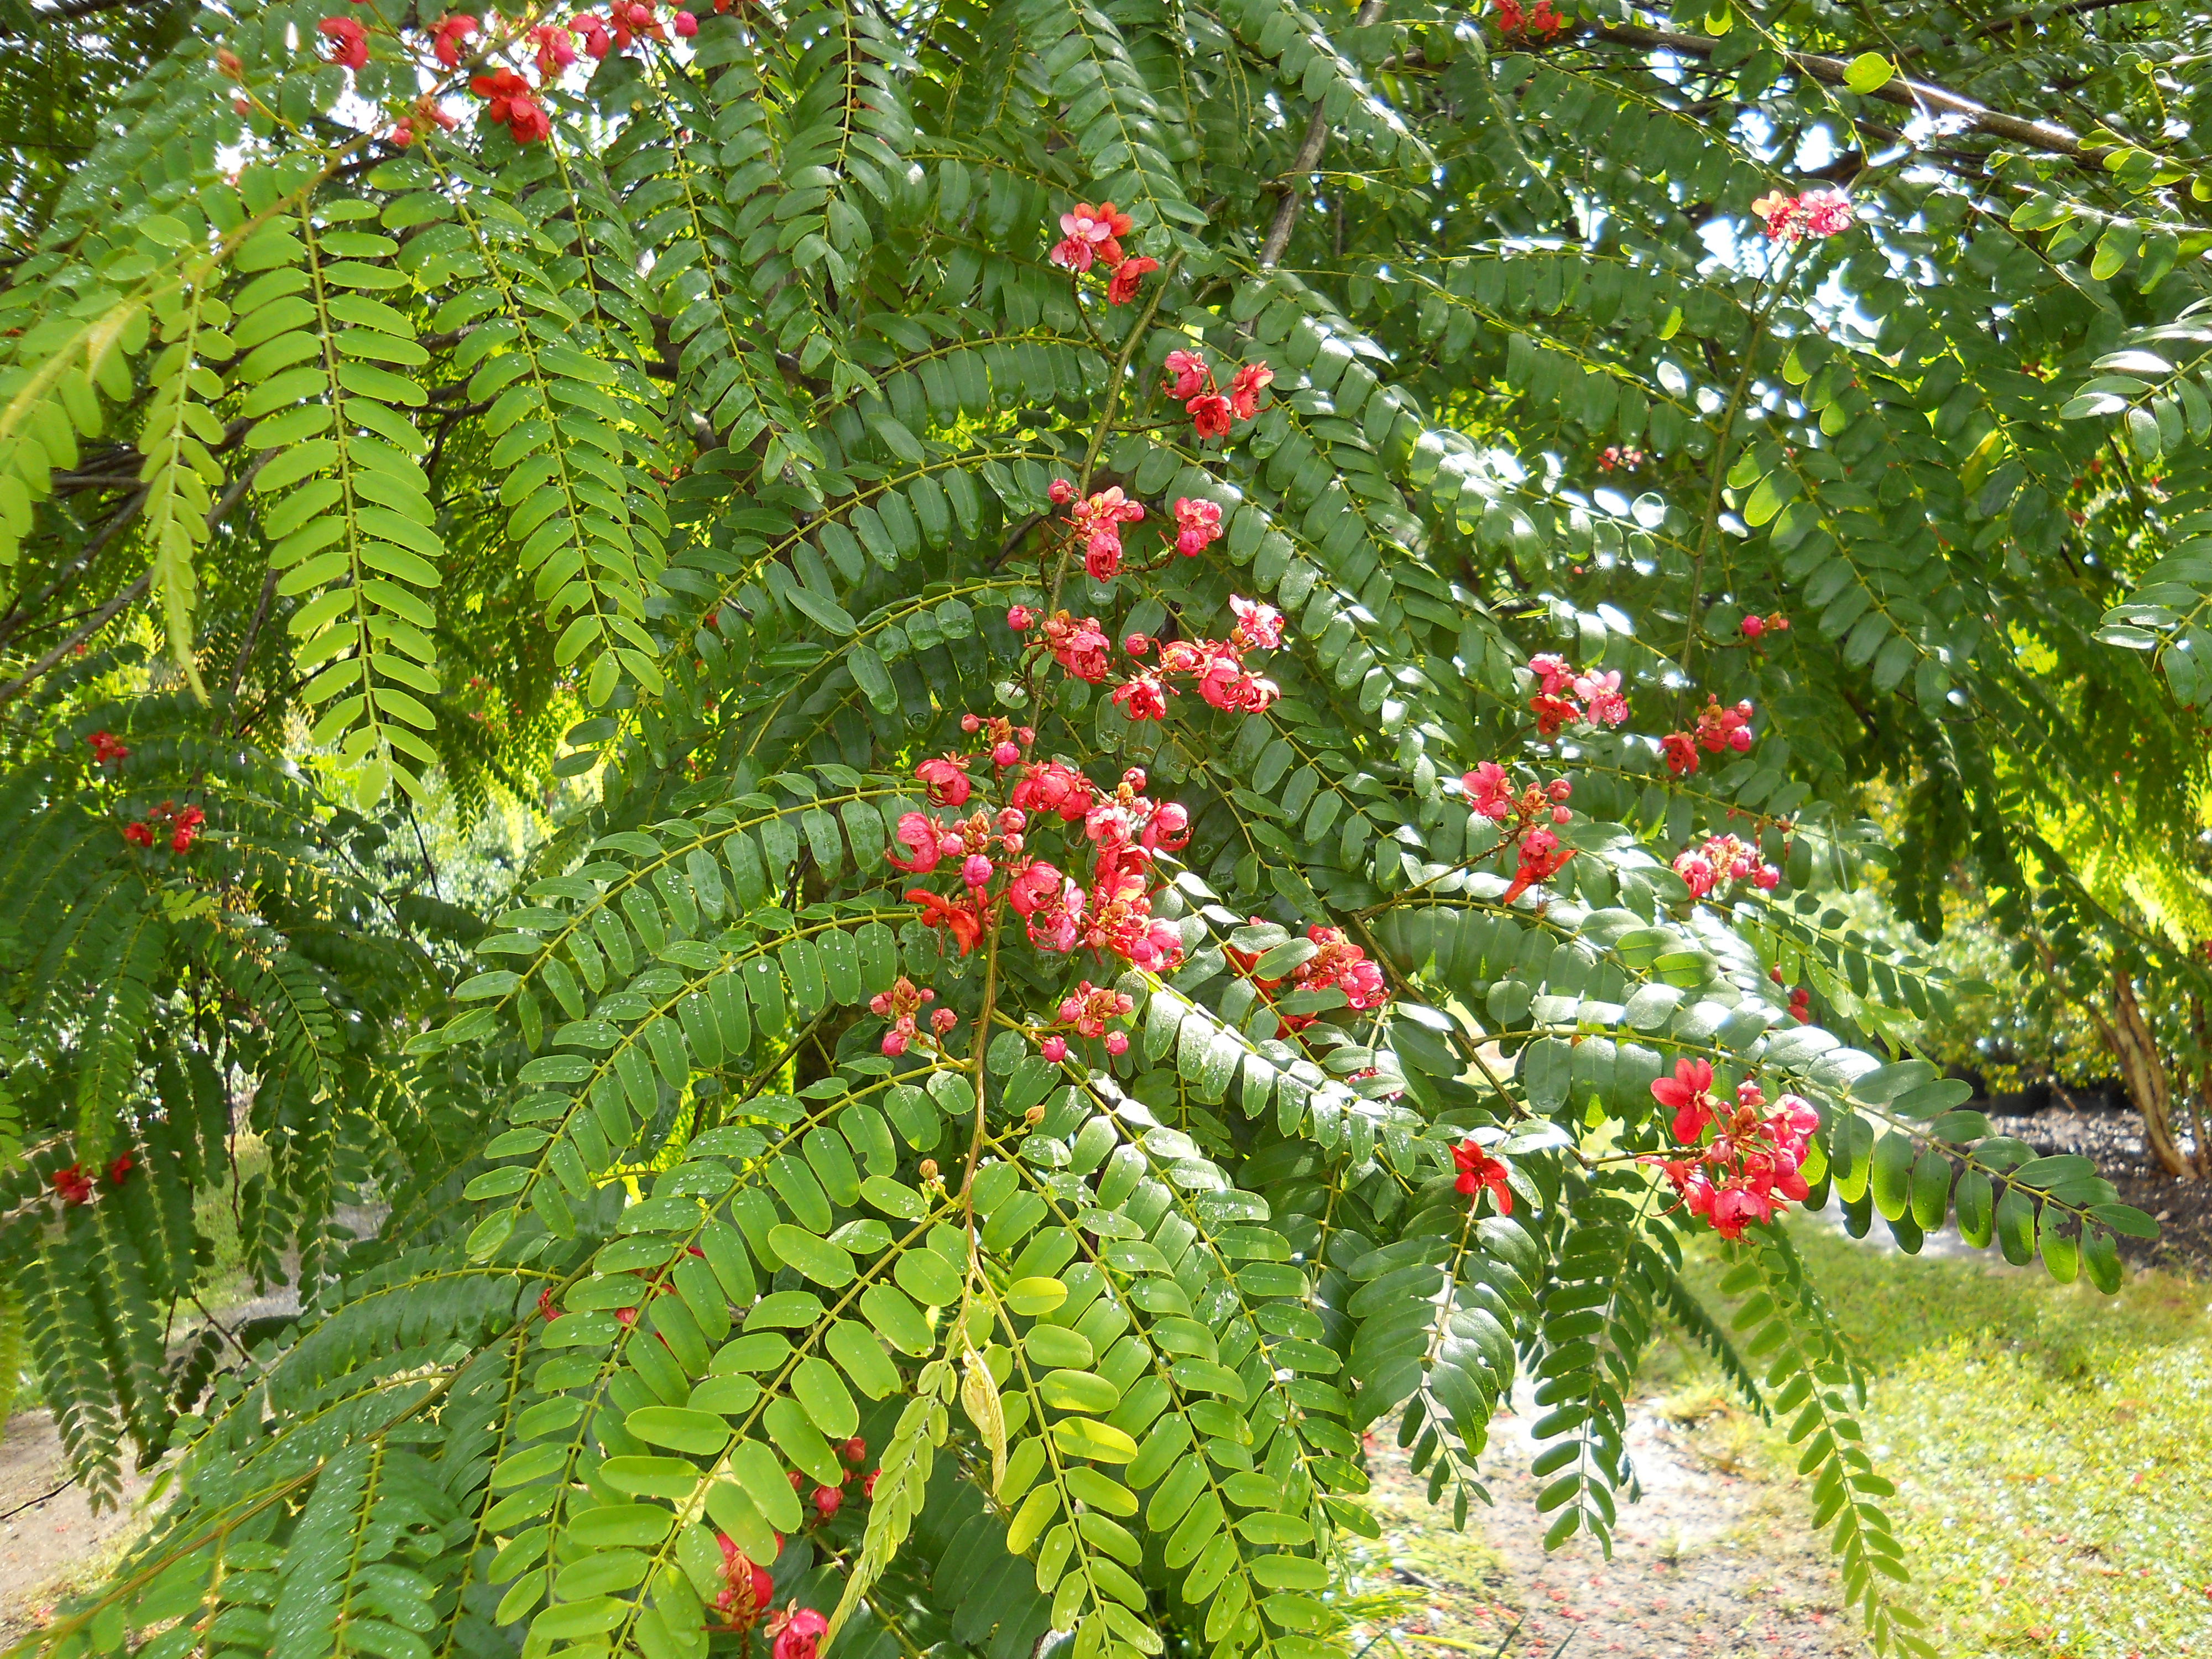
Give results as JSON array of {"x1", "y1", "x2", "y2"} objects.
[
  {"x1": 1354, "y1": 1387, "x2": 1864, "y2": 1659},
  {"x1": 0, "y1": 1413, "x2": 150, "y2": 1646}
]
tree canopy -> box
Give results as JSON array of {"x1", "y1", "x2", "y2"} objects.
[{"x1": 0, "y1": 2, "x2": 2206, "y2": 1658}]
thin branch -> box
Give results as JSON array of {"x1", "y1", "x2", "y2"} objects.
[
  {"x1": 0, "y1": 483, "x2": 149, "y2": 651},
  {"x1": 1258, "y1": 0, "x2": 1387, "y2": 269}
]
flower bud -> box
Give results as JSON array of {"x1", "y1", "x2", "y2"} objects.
[
  {"x1": 1104, "y1": 1031, "x2": 1129, "y2": 1055},
  {"x1": 1040, "y1": 1035, "x2": 1068, "y2": 1063},
  {"x1": 1024, "y1": 1103, "x2": 1047, "y2": 1124},
  {"x1": 812, "y1": 1484, "x2": 841, "y2": 1519},
  {"x1": 919, "y1": 1159, "x2": 939, "y2": 1181}
]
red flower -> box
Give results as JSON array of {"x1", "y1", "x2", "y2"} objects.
[
  {"x1": 811, "y1": 1484, "x2": 841, "y2": 1519},
  {"x1": 1228, "y1": 362, "x2": 1273, "y2": 421},
  {"x1": 50, "y1": 1165, "x2": 93, "y2": 1206},
  {"x1": 123, "y1": 821, "x2": 154, "y2": 848},
  {"x1": 572, "y1": 11, "x2": 613, "y2": 54},
  {"x1": 1452, "y1": 1139, "x2": 1512, "y2": 1215},
  {"x1": 531, "y1": 22, "x2": 576, "y2": 73},
  {"x1": 1500, "y1": 825, "x2": 1574, "y2": 905},
  {"x1": 1187, "y1": 393, "x2": 1232, "y2": 440},
  {"x1": 431, "y1": 12, "x2": 477, "y2": 67},
  {"x1": 915, "y1": 754, "x2": 972, "y2": 807},
  {"x1": 884, "y1": 810, "x2": 944, "y2": 874},
  {"x1": 170, "y1": 804, "x2": 205, "y2": 853},
  {"x1": 538, "y1": 1287, "x2": 559, "y2": 1321},
  {"x1": 1111, "y1": 672, "x2": 1170, "y2": 722},
  {"x1": 1229, "y1": 596, "x2": 1282, "y2": 650},
  {"x1": 317, "y1": 15, "x2": 368, "y2": 67},
  {"x1": 1106, "y1": 256, "x2": 1157, "y2": 305},
  {"x1": 1652, "y1": 1057, "x2": 1720, "y2": 1145},
  {"x1": 103, "y1": 1153, "x2": 134, "y2": 1187},
  {"x1": 769, "y1": 1606, "x2": 829, "y2": 1659},
  {"x1": 712, "y1": 1534, "x2": 776, "y2": 1631},
  {"x1": 1051, "y1": 200, "x2": 1131, "y2": 272},
  {"x1": 907, "y1": 889, "x2": 984, "y2": 956},
  {"x1": 87, "y1": 731, "x2": 129, "y2": 765},
  {"x1": 1162, "y1": 349, "x2": 1209, "y2": 400},
  {"x1": 841, "y1": 1436, "x2": 866, "y2": 1464},
  {"x1": 862, "y1": 1468, "x2": 879, "y2": 1499},
  {"x1": 1660, "y1": 731, "x2": 1698, "y2": 776}
]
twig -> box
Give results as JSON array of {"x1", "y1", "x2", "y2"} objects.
[
  {"x1": 1257, "y1": 0, "x2": 1387, "y2": 269},
  {"x1": 0, "y1": 1480, "x2": 75, "y2": 1526}
]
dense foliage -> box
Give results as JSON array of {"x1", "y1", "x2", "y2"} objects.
[{"x1": 2, "y1": 1, "x2": 2208, "y2": 1657}]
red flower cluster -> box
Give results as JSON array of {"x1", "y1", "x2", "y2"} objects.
[
  {"x1": 50, "y1": 1154, "x2": 131, "y2": 1208},
  {"x1": 1526, "y1": 653, "x2": 1629, "y2": 734},
  {"x1": 1671, "y1": 832, "x2": 1779, "y2": 899},
  {"x1": 869, "y1": 975, "x2": 958, "y2": 1057},
  {"x1": 430, "y1": 11, "x2": 477, "y2": 66},
  {"x1": 1055, "y1": 483, "x2": 1146, "y2": 582},
  {"x1": 1597, "y1": 446, "x2": 1645, "y2": 473},
  {"x1": 711, "y1": 1534, "x2": 776, "y2": 1631},
  {"x1": 1644, "y1": 1062, "x2": 1820, "y2": 1239},
  {"x1": 1225, "y1": 922, "x2": 1388, "y2": 1037},
  {"x1": 122, "y1": 801, "x2": 205, "y2": 852},
  {"x1": 1036, "y1": 981, "x2": 1136, "y2": 1061},
  {"x1": 1173, "y1": 497, "x2": 1223, "y2": 558},
  {"x1": 1661, "y1": 696, "x2": 1756, "y2": 777},
  {"x1": 1739, "y1": 611, "x2": 1790, "y2": 639},
  {"x1": 1493, "y1": 0, "x2": 1563, "y2": 37},
  {"x1": 1453, "y1": 1139, "x2": 1512, "y2": 1214},
  {"x1": 1047, "y1": 199, "x2": 1158, "y2": 306},
  {"x1": 86, "y1": 730, "x2": 129, "y2": 765},
  {"x1": 1160, "y1": 351, "x2": 1272, "y2": 442},
  {"x1": 1750, "y1": 189, "x2": 1853, "y2": 245},
  {"x1": 391, "y1": 93, "x2": 460, "y2": 147}
]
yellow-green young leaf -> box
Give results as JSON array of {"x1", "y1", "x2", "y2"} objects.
[
  {"x1": 961, "y1": 1340, "x2": 1006, "y2": 1491},
  {"x1": 1844, "y1": 52, "x2": 1895, "y2": 93}
]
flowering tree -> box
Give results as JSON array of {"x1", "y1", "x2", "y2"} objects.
[{"x1": 0, "y1": 2, "x2": 2204, "y2": 1658}]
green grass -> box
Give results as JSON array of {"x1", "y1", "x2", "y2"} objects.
[{"x1": 1683, "y1": 1225, "x2": 2212, "y2": 1658}]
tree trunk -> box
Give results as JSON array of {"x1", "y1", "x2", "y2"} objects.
[
  {"x1": 2103, "y1": 971, "x2": 2192, "y2": 1178},
  {"x1": 2188, "y1": 995, "x2": 2212, "y2": 1179}
]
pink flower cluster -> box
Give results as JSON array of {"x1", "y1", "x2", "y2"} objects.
[
  {"x1": 886, "y1": 739, "x2": 1192, "y2": 981},
  {"x1": 1225, "y1": 922, "x2": 1388, "y2": 1037},
  {"x1": 1047, "y1": 200, "x2": 1158, "y2": 305},
  {"x1": 1036, "y1": 981, "x2": 1136, "y2": 1061},
  {"x1": 1161, "y1": 351, "x2": 1272, "y2": 442},
  {"x1": 1750, "y1": 190, "x2": 1853, "y2": 245},
  {"x1": 1462, "y1": 763, "x2": 1578, "y2": 905},
  {"x1": 1011, "y1": 597, "x2": 1284, "y2": 724},
  {"x1": 870, "y1": 975, "x2": 959, "y2": 1057},
  {"x1": 1661, "y1": 696, "x2": 1755, "y2": 778},
  {"x1": 1050, "y1": 482, "x2": 1147, "y2": 582},
  {"x1": 1526, "y1": 653, "x2": 1629, "y2": 736},
  {"x1": 1645, "y1": 1062, "x2": 1820, "y2": 1240},
  {"x1": 1671, "y1": 832, "x2": 1779, "y2": 900},
  {"x1": 1597, "y1": 446, "x2": 1645, "y2": 473}
]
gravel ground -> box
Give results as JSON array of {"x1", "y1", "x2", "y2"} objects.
[
  {"x1": 1978, "y1": 1105, "x2": 2212, "y2": 1275},
  {"x1": 1352, "y1": 1389, "x2": 1863, "y2": 1659}
]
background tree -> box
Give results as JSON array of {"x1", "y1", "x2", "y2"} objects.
[{"x1": 0, "y1": 3, "x2": 2204, "y2": 1659}]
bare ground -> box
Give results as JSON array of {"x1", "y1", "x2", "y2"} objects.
[{"x1": 1352, "y1": 1388, "x2": 1865, "y2": 1659}]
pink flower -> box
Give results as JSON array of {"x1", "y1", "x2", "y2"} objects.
[
  {"x1": 992, "y1": 740, "x2": 1020, "y2": 767},
  {"x1": 1187, "y1": 393, "x2": 1233, "y2": 440},
  {"x1": 881, "y1": 1029, "x2": 907, "y2": 1057},
  {"x1": 1107, "y1": 257, "x2": 1157, "y2": 305},
  {"x1": 915, "y1": 754, "x2": 972, "y2": 807},
  {"x1": 1040, "y1": 1035, "x2": 1068, "y2": 1062},
  {"x1": 1084, "y1": 528, "x2": 1121, "y2": 581},
  {"x1": 530, "y1": 21, "x2": 576, "y2": 71},
  {"x1": 431, "y1": 12, "x2": 477, "y2": 67},
  {"x1": 885, "y1": 811, "x2": 942, "y2": 873},
  {"x1": 1051, "y1": 200, "x2": 1132, "y2": 270},
  {"x1": 317, "y1": 15, "x2": 368, "y2": 67},
  {"x1": 1112, "y1": 672, "x2": 1170, "y2": 722},
  {"x1": 572, "y1": 11, "x2": 612, "y2": 54},
  {"x1": 672, "y1": 7, "x2": 696, "y2": 34},
  {"x1": 1173, "y1": 496, "x2": 1222, "y2": 557},
  {"x1": 1010, "y1": 760, "x2": 1094, "y2": 821},
  {"x1": 1228, "y1": 362, "x2": 1274, "y2": 421},
  {"x1": 1163, "y1": 349, "x2": 1209, "y2": 400},
  {"x1": 1572, "y1": 668, "x2": 1629, "y2": 726},
  {"x1": 1006, "y1": 604, "x2": 1035, "y2": 631},
  {"x1": 1048, "y1": 478, "x2": 1075, "y2": 505},
  {"x1": 1104, "y1": 1030, "x2": 1129, "y2": 1055},
  {"x1": 961, "y1": 853, "x2": 994, "y2": 889},
  {"x1": 1123, "y1": 632, "x2": 1152, "y2": 656},
  {"x1": 1229, "y1": 596, "x2": 1282, "y2": 650},
  {"x1": 1741, "y1": 614, "x2": 1765, "y2": 638},
  {"x1": 1462, "y1": 761, "x2": 1515, "y2": 822}
]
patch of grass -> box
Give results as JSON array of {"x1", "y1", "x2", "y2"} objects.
[{"x1": 1682, "y1": 1224, "x2": 2212, "y2": 1658}]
